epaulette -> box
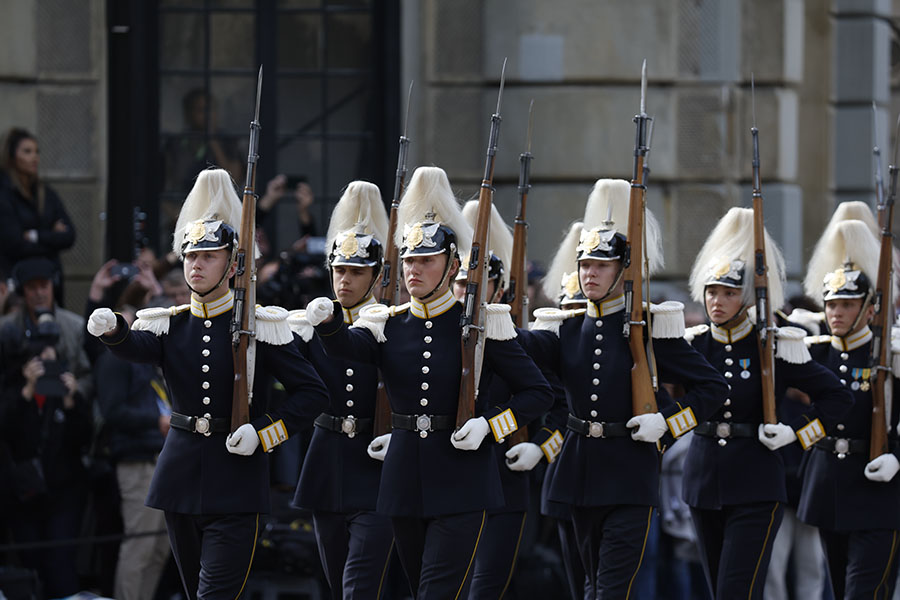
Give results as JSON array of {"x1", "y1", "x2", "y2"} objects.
[
  {"x1": 350, "y1": 303, "x2": 409, "y2": 343},
  {"x1": 530, "y1": 307, "x2": 586, "y2": 336},
  {"x1": 775, "y1": 326, "x2": 811, "y2": 364},
  {"x1": 484, "y1": 303, "x2": 517, "y2": 341},
  {"x1": 287, "y1": 309, "x2": 313, "y2": 342},
  {"x1": 649, "y1": 301, "x2": 685, "y2": 339},
  {"x1": 804, "y1": 334, "x2": 832, "y2": 347},
  {"x1": 684, "y1": 323, "x2": 709, "y2": 343},
  {"x1": 255, "y1": 305, "x2": 293, "y2": 346},
  {"x1": 131, "y1": 304, "x2": 190, "y2": 336}
]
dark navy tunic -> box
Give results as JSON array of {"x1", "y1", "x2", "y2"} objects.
[
  {"x1": 314, "y1": 289, "x2": 553, "y2": 518},
  {"x1": 521, "y1": 295, "x2": 729, "y2": 508},
  {"x1": 685, "y1": 317, "x2": 852, "y2": 509},
  {"x1": 799, "y1": 328, "x2": 900, "y2": 531},
  {"x1": 102, "y1": 293, "x2": 329, "y2": 515},
  {"x1": 293, "y1": 296, "x2": 383, "y2": 513}
]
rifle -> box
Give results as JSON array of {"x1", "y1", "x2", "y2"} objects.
[
  {"x1": 874, "y1": 103, "x2": 886, "y2": 229},
  {"x1": 623, "y1": 60, "x2": 657, "y2": 416},
  {"x1": 505, "y1": 100, "x2": 534, "y2": 447},
  {"x1": 231, "y1": 66, "x2": 263, "y2": 432},
  {"x1": 372, "y1": 82, "x2": 413, "y2": 437},
  {"x1": 377, "y1": 81, "x2": 414, "y2": 305},
  {"x1": 458, "y1": 60, "x2": 506, "y2": 429},
  {"x1": 869, "y1": 115, "x2": 899, "y2": 460},
  {"x1": 508, "y1": 100, "x2": 534, "y2": 328},
  {"x1": 750, "y1": 75, "x2": 777, "y2": 425}
]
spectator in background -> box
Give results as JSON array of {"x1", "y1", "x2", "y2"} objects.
[
  {"x1": 0, "y1": 257, "x2": 93, "y2": 597},
  {"x1": 258, "y1": 173, "x2": 318, "y2": 247},
  {"x1": 94, "y1": 300, "x2": 171, "y2": 600},
  {"x1": 0, "y1": 128, "x2": 76, "y2": 306},
  {"x1": 160, "y1": 267, "x2": 190, "y2": 306}
]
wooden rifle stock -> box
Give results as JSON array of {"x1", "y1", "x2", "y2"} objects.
[
  {"x1": 458, "y1": 63, "x2": 505, "y2": 429},
  {"x1": 624, "y1": 61, "x2": 656, "y2": 417},
  {"x1": 751, "y1": 119, "x2": 777, "y2": 425},
  {"x1": 231, "y1": 67, "x2": 263, "y2": 432},
  {"x1": 372, "y1": 84, "x2": 413, "y2": 436},
  {"x1": 870, "y1": 121, "x2": 898, "y2": 459}
]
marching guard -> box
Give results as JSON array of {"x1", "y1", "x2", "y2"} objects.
[
  {"x1": 797, "y1": 214, "x2": 900, "y2": 598},
  {"x1": 290, "y1": 181, "x2": 394, "y2": 599},
  {"x1": 683, "y1": 207, "x2": 852, "y2": 599},
  {"x1": 87, "y1": 168, "x2": 329, "y2": 600},
  {"x1": 519, "y1": 179, "x2": 728, "y2": 597},
  {"x1": 303, "y1": 166, "x2": 553, "y2": 598}
]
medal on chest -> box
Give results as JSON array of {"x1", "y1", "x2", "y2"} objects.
[
  {"x1": 850, "y1": 367, "x2": 871, "y2": 392},
  {"x1": 738, "y1": 358, "x2": 751, "y2": 379}
]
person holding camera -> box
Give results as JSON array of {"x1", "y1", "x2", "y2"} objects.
[{"x1": 0, "y1": 257, "x2": 93, "y2": 597}]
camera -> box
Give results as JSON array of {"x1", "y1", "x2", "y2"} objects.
[{"x1": 110, "y1": 262, "x2": 139, "y2": 282}]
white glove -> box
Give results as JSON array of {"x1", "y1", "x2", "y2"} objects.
[
  {"x1": 505, "y1": 442, "x2": 544, "y2": 472},
  {"x1": 758, "y1": 423, "x2": 797, "y2": 451},
  {"x1": 627, "y1": 412, "x2": 668, "y2": 443},
  {"x1": 226, "y1": 423, "x2": 260, "y2": 456},
  {"x1": 451, "y1": 416, "x2": 490, "y2": 451},
  {"x1": 865, "y1": 453, "x2": 900, "y2": 482},
  {"x1": 306, "y1": 297, "x2": 335, "y2": 326},
  {"x1": 87, "y1": 308, "x2": 118, "y2": 337},
  {"x1": 367, "y1": 433, "x2": 391, "y2": 461}
]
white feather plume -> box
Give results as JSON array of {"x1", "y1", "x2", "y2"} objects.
[
  {"x1": 325, "y1": 180, "x2": 389, "y2": 250},
  {"x1": 542, "y1": 221, "x2": 583, "y2": 300},
  {"x1": 812, "y1": 202, "x2": 900, "y2": 302},
  {"x1": 689, "y1": 207, "x2": 786, "y2": 310},
  {"x1": 395, "y1": 166, "x2": 473, "y2": 259},
  {"x1": 581, "y1": 178, "x2": 664, "y2": 275},
  {"x1": 461, "y1": 200, "x2": 514, "y2": 279},
  {"x1": 172, "y1": 168, "x2": 248, "y2": 258},
  {"x1": 804, "y1": 219, "x2": 881, "y2": 305}
]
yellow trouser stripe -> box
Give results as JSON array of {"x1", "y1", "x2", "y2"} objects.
[
  {"x1": 375, "y1": 538, "x2": 395, "y2": 600},
  {"x1": 748, "y1": 502, "x2": 779, "y2": 599},
  {"x1": 234, "y1": 513, "x2": 259, "y2": 600},
  {"x1": 874, "y1": 530, "x2": 899, "y2": 599},
  {"x1": 498, "y1": 513, "x2": 528, "y2": 600},
  {"x1": 625, "y1": 507, "x2": 653, "y2": 599},
  {"x1": 454, "y1": 511, "x2": 486, "y2": 600}
]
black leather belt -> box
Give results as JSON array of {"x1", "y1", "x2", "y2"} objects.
[
  {"x1": 314, "y1": 413, "x2": 373, "y2": 438},
  {"x1": 170, "y1": 412, "x2": 230, "y2": 436},
  {"x1": 391, "y1": 413, "x2": 455, "y2": 438},
  {"x1": 566, "y1": 414, "x2": 629, "y2": 438},
  {"x1": 694, "y1": 421, "x2": 757, "y2": 440},
  {"x1": 814, "y1": 436, "x2": 868, "y2": 458}
]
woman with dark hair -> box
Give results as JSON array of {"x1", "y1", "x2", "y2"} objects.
[{"x1": 0, "y1": 128, "x2": 76, "y2": 304}]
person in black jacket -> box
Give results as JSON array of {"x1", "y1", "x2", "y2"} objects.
[
  {"x1": 0, "y1": 128, "x2": 76, "y2": 305},
  {"x1": 683, "y1": 207, "x2": 852, "y2": 599},
  {"x1": 517, "y1": 179, "x2": 729, "y2": 598},
  {"x1": 305, "y1": 166, "x2": 553, "y2": 599},
  {"x1": 87, "y1": 168, "x2": 329, "y2": 600},
  {"x1": 290, "y1": 181, "x2": 394, "y2": 600},
  {"x1": 797, "y1": 216, "x2": 900, "y2": 598}
]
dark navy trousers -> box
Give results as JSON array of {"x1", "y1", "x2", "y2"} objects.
[
  {"x1": 690, "y1": 502, "x2": 784, "y2": 600},
  {"x1": 312, "y1": 509, "x2": 394, "y2": 600},
  {"x1": 570, "y1": 504, "x2": 654, "y2": 599},
  {"x1": 391, "y1": 511, "x2": 486, "y2": 599},
  {"x1": 820, "y1": 527, "x2": 900, "y2": 599},
  {"x1": 164, "y1": 511, "x2": 258, "y2": 600},
  {"x1": 463, "y1": 511, "x2": 527, "y2": 599},
  {"x1": 556, "y1": 517, "x2": 589, "y2": 599}
]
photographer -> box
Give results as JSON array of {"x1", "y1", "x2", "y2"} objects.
[{"x1": 0, "y1": 257, "x2": 93, "y2": 597}]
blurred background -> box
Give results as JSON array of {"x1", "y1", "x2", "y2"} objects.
[{"x1": 0, "y1": 0, "x2": 896, "y2": 312}]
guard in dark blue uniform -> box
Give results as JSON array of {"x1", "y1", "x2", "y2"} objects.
[
  {"x1": 291, "y1": 181, "x2": 394, "y2": 599},
  {"x1": 519, "y1": 179, "x2": 729, "y2": 598},
  {"x1": 88, "y1": 168, "x2": 329, "y2": 600},
  {"x1": 683, "y1": 207, "x2": 852, "y2": 599},
  {"x1": 452, "y1": 201, "x2": 561, "y2": 599},
  {"x1": 796, "y1": 216, "x2": 900, "y2": 599},
  {"x1": 304, "y1": 166, "x2": 553, "y2": 599}
]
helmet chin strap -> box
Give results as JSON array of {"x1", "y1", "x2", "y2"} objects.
[
  {"x1": 418, "y1": 253, "x2": 456, "y2": 302},
  {"x1": 186, "y1": 254, "x2": 234, "y2": 299},
  {"x1": 839, "y1": 291, "x2": 874, "y2": 338},
  {"x1": 579, "y1": 262, "x2": 625, "y2": 306},
  {"x1": 329, "y1": 265, "x2": 381, "y2": 307},
  {"x1": 709, "y1": 304, "x2": 748, "y2": 330}
]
